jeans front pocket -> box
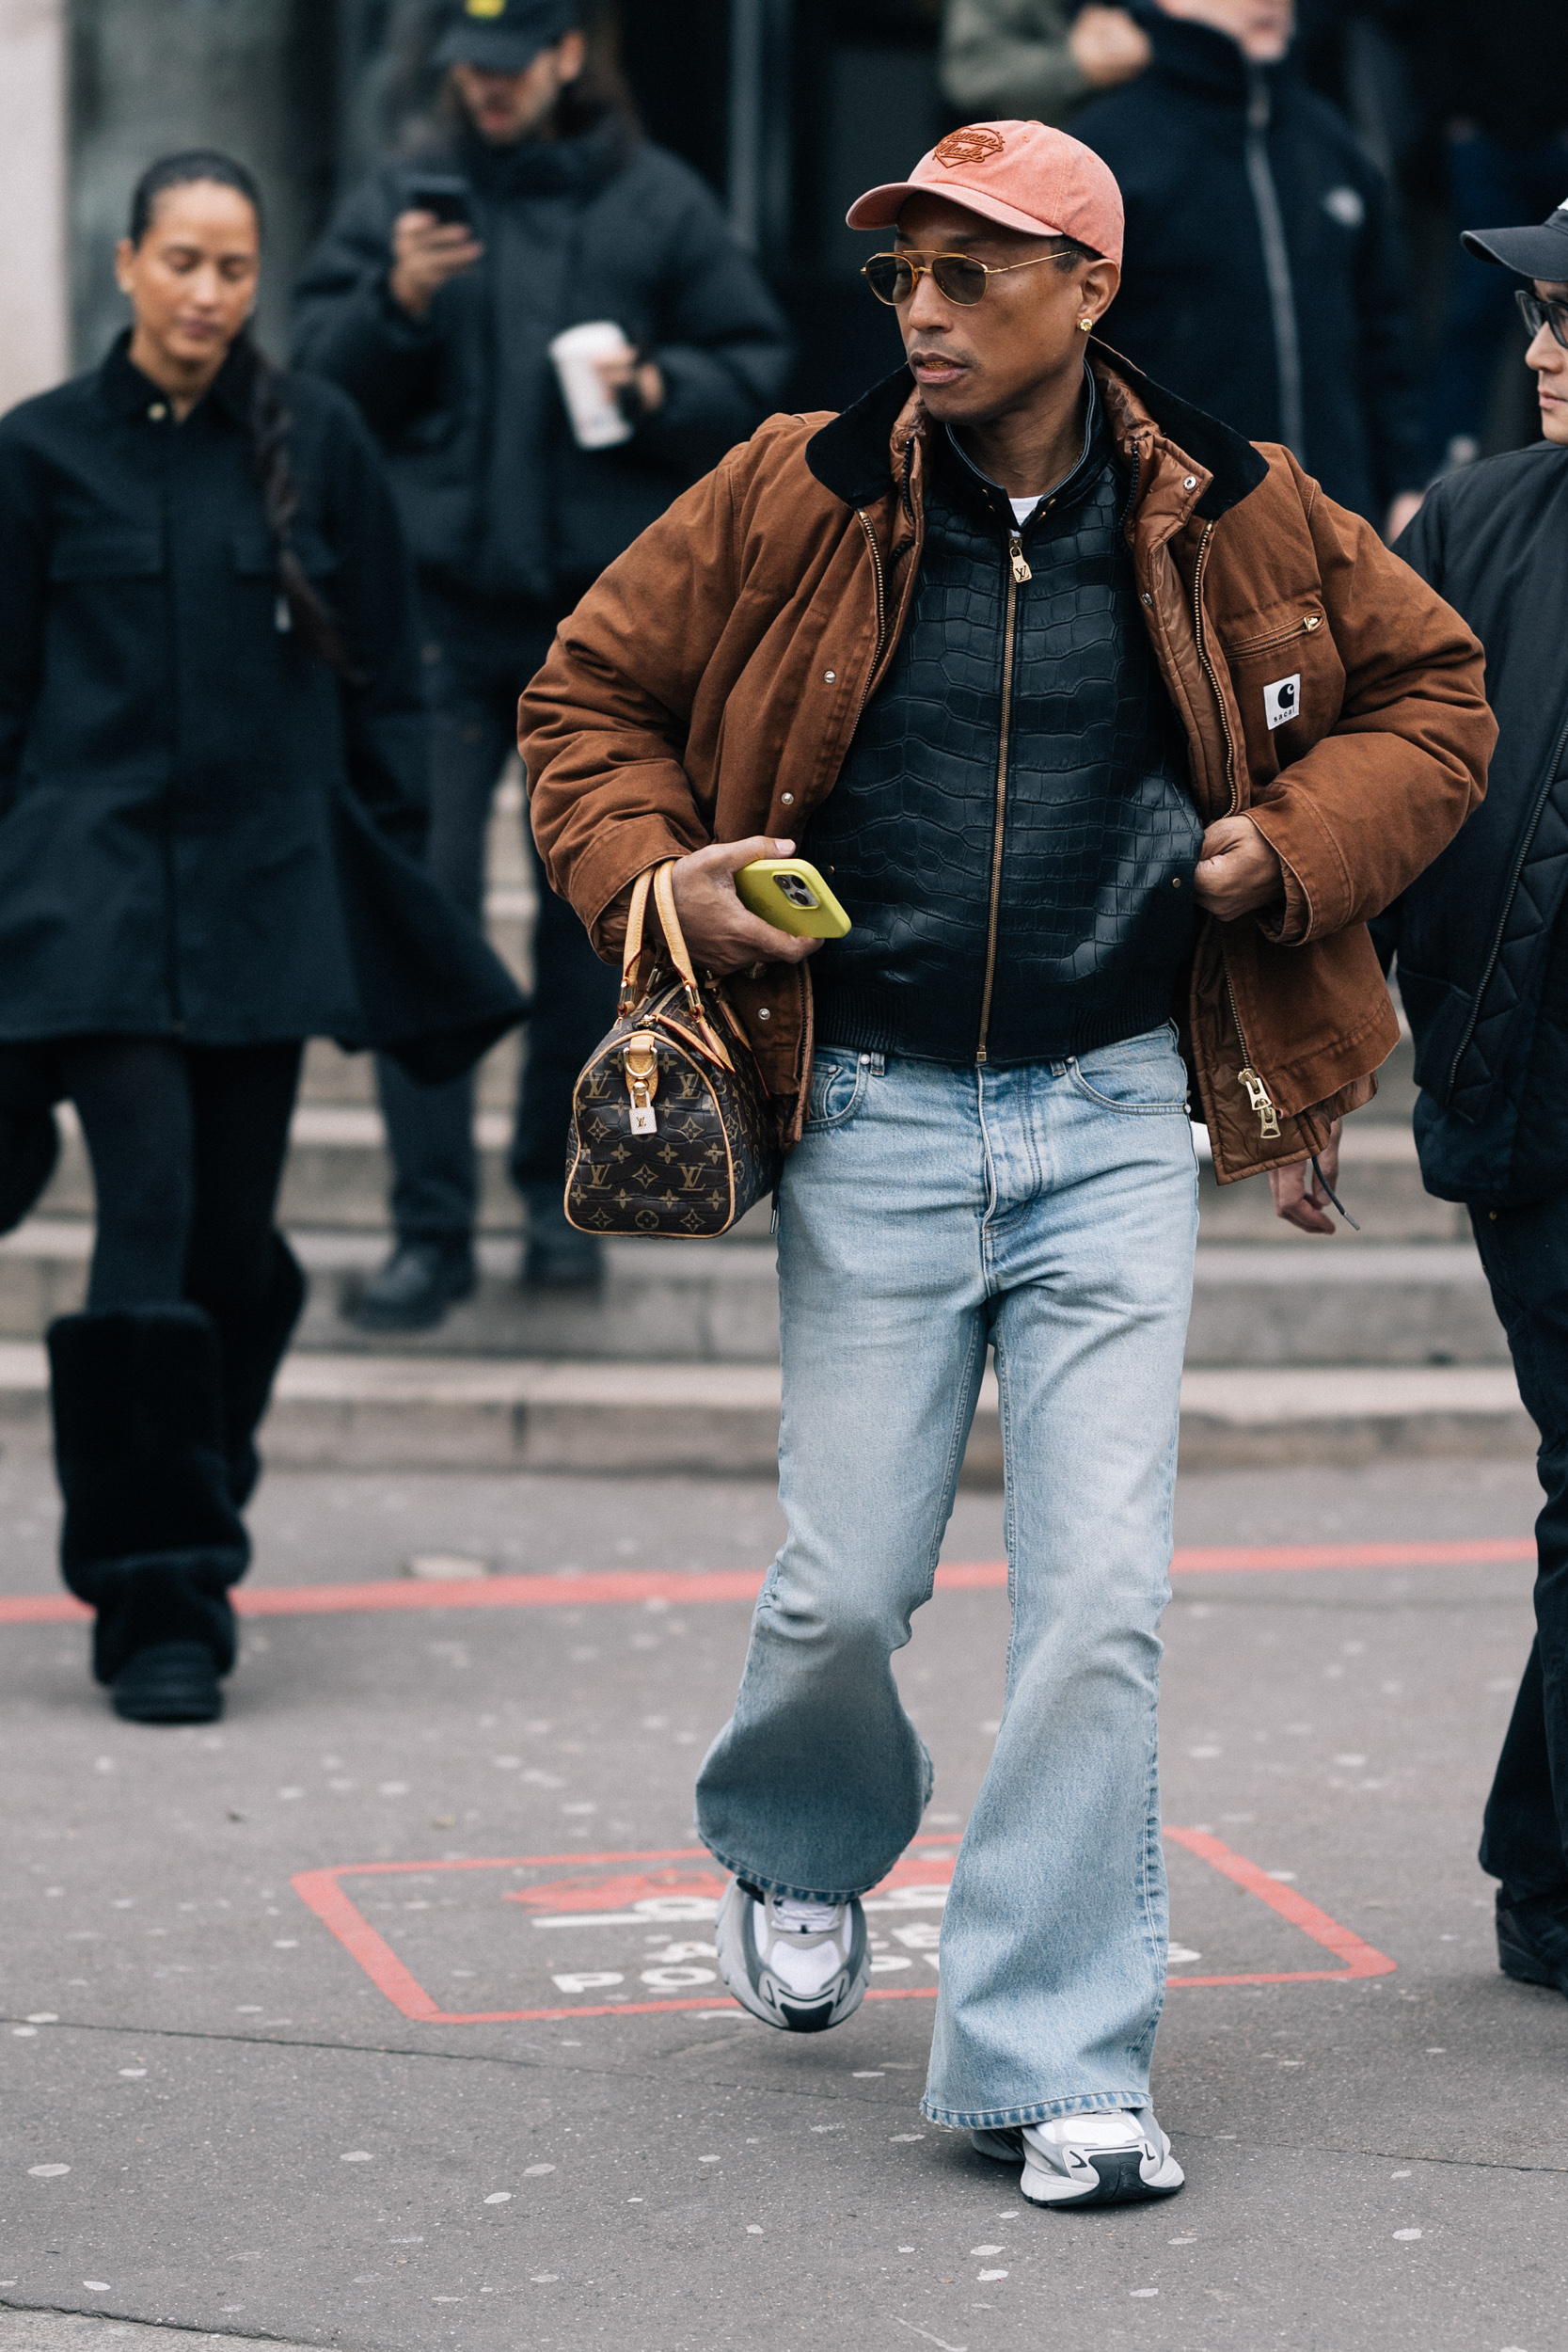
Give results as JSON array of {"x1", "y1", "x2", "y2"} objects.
[
  {"x1": 1067, "y1": 1025, "x2": 1190, "y2": 1116},
  {"x1": 804, "y1": 1050, "x2": 871, "y2": 1133}
]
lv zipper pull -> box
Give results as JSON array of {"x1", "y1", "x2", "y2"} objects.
[
  {"x1": 624, "y1": 1032, "x2": 659, "y2": 1136},
  {"x1": 1009, "y1": 532, "x2": 1032, "y2": 583},
  {"x1": 1237, "y1": 1066, "x2": 1281, "y2": 1141}
]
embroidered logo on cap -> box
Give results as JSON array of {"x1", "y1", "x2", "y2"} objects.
[
  {"x1": 1263, "y1": 675, "x2": 1302, "y2": 732},
  {"x1": 935, "y1": 127, "x2": 1006, "y2": 168}
]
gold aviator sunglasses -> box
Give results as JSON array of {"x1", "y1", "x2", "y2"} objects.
[{"x1": 862, "y1": 247, "x2": 1075, "y2": 307}]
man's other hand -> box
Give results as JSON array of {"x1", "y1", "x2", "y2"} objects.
[
  {"x1": 1069, "y1": 5, "x2": 1152, "y2": 88},
  {"x1": 389, "y1": 209, "x2": 483, "y2": 319},
  {"x1": 1269, "y1": 1119, "x2": 1343, "y2": 1235},
  {"x1": 670, "y1": 837, "x2": 821, "y2": 975},
  {"x1": 1194, "y1": 815, "x2": 1285, "y2": 921}
]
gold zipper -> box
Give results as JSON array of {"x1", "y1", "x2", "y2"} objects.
[
  {"x1": 1194, "y1": 520, "x2": 1279, "y2": 1142},
  {"x1": 975, "y1": 532, "x2": 1029, "y2": 1062},
  {"x1": 1227, "y1": 611, "x2": 1323, "y2": 659},
  {"x1": 855, "y1": 508, "x2": 889, "y2": 717}
]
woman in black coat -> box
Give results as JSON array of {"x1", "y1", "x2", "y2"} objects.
[{"x1": 0, "y1": 151, "x2": 524, "y2": 1725}]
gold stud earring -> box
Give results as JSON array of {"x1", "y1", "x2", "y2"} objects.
[{"x1": 1078, "y1": 316, "x2": 1094, "y2": 333}]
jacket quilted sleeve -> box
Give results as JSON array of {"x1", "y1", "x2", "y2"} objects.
[
  {"x1": 522, "y1": 450, "x2": 746, "y2": 950},
  {"x1": 1243, "y1": 459, "x2": 1493, "y2": 943}
]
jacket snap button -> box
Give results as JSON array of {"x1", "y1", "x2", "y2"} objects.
[
  {"x1": 780, "y1": 792, "x2": 794, "y2": 805},
  {"x1": 756, "y1": 1007, "x2": 770, "y2": 1020},
  {"x1": 1183, "y1": 475, "x2": 1196, "y2": 491},
  {"x1": 1171, "y1": 876, "x2": 1181, "y2": 889},
  {"x1": 1141, "y1": 591, "x2": 1153, "y2": 606},
  {"x1": 148, "y1": 404, "x2": 166, "y2": 421},
  {"x1": 823, "y1": 670, "x2": 836, "y2": 683}
]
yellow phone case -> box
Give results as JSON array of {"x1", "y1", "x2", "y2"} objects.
[{"x1": 735, "y1": 857, "x2": 851, "y2": 939}]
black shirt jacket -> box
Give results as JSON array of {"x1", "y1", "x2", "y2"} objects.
[{"x1": 0, "y1": 335, "x2": 525, "y2": 1077}]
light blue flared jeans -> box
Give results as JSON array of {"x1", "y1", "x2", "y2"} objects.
[{"x1": 694, "y1": 1025, "x2": 1199, "y2": 2129}]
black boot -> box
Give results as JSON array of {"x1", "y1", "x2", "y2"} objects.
[
  {"x1": 351, "y1": 1234, "x2": 476, "y2": 1332},
  {"x1": 519, "y1": 1180, "x2": 604, "y2": 1289},
  {"x1": 48, "y1": 1307, "x2": 250, "y2": 1723},
  {"x1": 200, "y1": 1232, "x2": 307, "y2": 1507}
]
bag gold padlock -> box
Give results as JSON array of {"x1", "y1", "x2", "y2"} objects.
[{"x1": 564, "y1": 860, "x2": 781, "y2": 1239}]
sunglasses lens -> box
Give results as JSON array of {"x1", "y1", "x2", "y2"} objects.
[
  {"x1": 1518, "y1": 290, "x2": 1568, "y2": 348},
  {"x1": 863, "y1": 256, "x2": 913, "y2": 305},
  {"x1": 931, "y1": 255, "x2": 989, "y2": 305}
]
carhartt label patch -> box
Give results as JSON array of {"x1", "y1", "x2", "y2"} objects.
[{"x1": 1263, "y1": 674, "x2": 1302, "y2": 731}]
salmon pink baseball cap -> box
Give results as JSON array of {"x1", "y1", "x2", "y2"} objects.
[{"x1": 846, "y1": 119, "x2": 1123, "y2": 269}]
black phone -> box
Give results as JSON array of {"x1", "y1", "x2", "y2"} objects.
[{"x1": 404, "y1": 174, "x2": 475, "y2": 230}]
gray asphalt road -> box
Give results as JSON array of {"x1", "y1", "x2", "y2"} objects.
[{"x1": 2, "y1": 1436, "x2": 1561, "y2": 2351}]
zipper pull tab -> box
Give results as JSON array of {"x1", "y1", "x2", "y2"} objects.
[
  {"x1": 1009, "y1": 532, "x2": 1032, "y2": 583},
  {"x1": 1237, "y1": 1066, "x2": 1281, "y2": 1141},
  {"x1": 624, "y1": 1032, "x2": 660, "y2": 1136}
]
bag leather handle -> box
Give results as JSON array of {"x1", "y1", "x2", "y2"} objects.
[{"x1": 618, "y1": 866, "x2": 658, "y2": 1012}]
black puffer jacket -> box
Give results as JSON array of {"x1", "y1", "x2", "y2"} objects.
[
  {"x1": 0, "y1": 335, "x2": 523, "y2": 1072},
  {"x1": 291, "y1": 104, "x2": 795, "y2": 602},
  {"x1": 1376, "y1": 444, "x2": 1568, "y2": 1205},
  {"x1": 808, "y1": 379, "x2": 1199, "y2": 1066},
  {"x1": 1072, "y1": 10, "x2": 1423, "y2": 522}
]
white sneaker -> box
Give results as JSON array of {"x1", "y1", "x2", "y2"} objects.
[
  {"x1": 972, "y1": 2107, "x2": 1184, "y2": 2207},
  {"x1": 715, "y1": 1880, "x2": 869, "y2": 2033}
]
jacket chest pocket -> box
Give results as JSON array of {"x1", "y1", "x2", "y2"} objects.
[
  {"x1": 230, "y1": 524, "x2": 340, "y2": 580},
  {"x1": 48, "y1": 528, "x2": 165, "y2": 581},
  {"x1": 1218, "y1": 611, "x2": 1346, "y2": 788}
]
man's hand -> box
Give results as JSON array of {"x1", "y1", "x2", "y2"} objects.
[
  {"x1": 669, "y1": 837, "x2": 821, "y2": 975},
  {"x1": 1069, "y1": 5, "x2": 1152, "y2": 88},
  {"x1": 1269, "y1": 1119, "x2": 1343, "y2": 1235},
  {"x1": 389, "y1": 208, "x2": 483, "y2": 320},
  {"x1": 595, "y1": 350, "x2": 665, "y2": 419},
  {"x1": 1194, "y1": 815, "x2": 1285, "y2": 922}
]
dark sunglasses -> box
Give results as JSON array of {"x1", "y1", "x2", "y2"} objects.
[
  {"x1": 1516, "y1": 288, "x2": 1568, "y2": 351},
  {"x1": 862, "y1": 247, "x2": 1072, "y2": 308}
]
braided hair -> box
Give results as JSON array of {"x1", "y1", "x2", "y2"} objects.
[{"x1": 128, "y1": 151, "x2": 354, "y2": 677}]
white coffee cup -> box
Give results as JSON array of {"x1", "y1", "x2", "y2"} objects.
[{"x1": 549, "y1": 321, "x2": 636, "y2": 450}]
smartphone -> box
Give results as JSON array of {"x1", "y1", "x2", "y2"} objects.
[
  {"x1": 735, "y1": 857, "x2": 851, "y2": 940},
  {"x1": 404, "y1": 174, "x2": 475, "y2": 230}
]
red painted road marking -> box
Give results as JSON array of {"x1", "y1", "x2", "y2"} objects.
[
  {"x1": 0, "y1": 1538, "x2": 1535, "y2": 1628},
  {"x1": 1163, "y1": 1827, "x2": 1396, "y2": 1986},
  {"x1": 291, "y1": 1831, "x2": 1394, "y2": 2026}
]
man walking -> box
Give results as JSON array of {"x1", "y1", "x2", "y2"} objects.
[
  {"x1": 1372, "y1": 199, "x2": 1568, "y2": 1997},
  {"x1": 1071, "y1": 0, "x2": 1426, "y2": 536},
  {"x1": 293, "y1": 0, "x2": 792, "y2": 1324},
  {"x1": 524, "y1": 122, "x2": 1491, "y2": 2202}
]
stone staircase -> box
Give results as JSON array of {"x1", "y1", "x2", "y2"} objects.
[{"x1": 0, "y1": 774, "x2": 1530, "y2": 1475}]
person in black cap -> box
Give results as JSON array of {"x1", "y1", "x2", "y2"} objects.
[
  {"x1": 1374, "y1": 193, "x2": 1568, "y2": 2000},
  {"x1": 293, "y1": 1, "x2": 793, "y2": 1325}
]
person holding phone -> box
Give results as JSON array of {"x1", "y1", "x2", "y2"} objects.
[
  {"x1": 0, "y1": 151, "x2": 523, "y2": 1725},
  {"x1": 293, "y1": 0, "x2": 793, "y2": 1326},
  {"x1": 525, "y1": 119, "x2": 1491, "y2": 2207}
]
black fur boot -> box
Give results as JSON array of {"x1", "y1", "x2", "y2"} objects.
[
  {"x1": 48, "y1": 1307, "x2": 250, "y2": 1722},
  {"x1": 198, "y1": 1232, "x2": 307, "y2": 1508}
]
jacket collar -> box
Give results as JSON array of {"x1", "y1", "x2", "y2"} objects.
[
  {"x1": 805, "y1": 345, "x2": 1268, "y2": 524},
  {"x1": 97, "y1": 327, "x2": 259, "y2": 428}
]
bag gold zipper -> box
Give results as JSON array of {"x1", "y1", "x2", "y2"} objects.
[
  {"x1": 855, "y1": 508, "x2": 890, "y2": 717},
  {"x1": 975, "y1": 529, "x2": 1031, "y2": 1063}
]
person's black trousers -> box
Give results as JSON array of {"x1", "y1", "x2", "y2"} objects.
[
  {"x1": 376, "y1": 581, "x2": 618, "y2": 1241},
  {"x1": 45, "y1": 1035, "x2": 305, "y2": 1677},
  {"x1": 1470, "y1": 1195, "x2": 1568, "y2": 1909}
]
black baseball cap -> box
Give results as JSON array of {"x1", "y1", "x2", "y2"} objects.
[
  {"x1": 1462, "y1": 197, "x2": 1568, "y2": 279},
  {"x1": 432, "y1": 0, "x2": 579, "y2": 73}
]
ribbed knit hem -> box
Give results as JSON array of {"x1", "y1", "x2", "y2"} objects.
[{"x1": 813, "y1": 979, "x2": 1179, "y2": 1069}]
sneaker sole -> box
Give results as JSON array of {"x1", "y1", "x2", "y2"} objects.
[{"x1": 1022, "y1": 2148, "x2": 1185, "y2": 2208}]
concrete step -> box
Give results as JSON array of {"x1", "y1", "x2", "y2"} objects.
[
  {"x1": 0, "y1": 1217, "x2": 1500, "y2": 1367},
  {"x1": 0, "y1": 1343, "x2": 1529, "y2": 1476}
]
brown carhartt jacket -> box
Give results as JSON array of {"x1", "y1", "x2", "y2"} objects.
[{"x1": 522, "y1": 351, "x2": 1494, "y2": 1182}]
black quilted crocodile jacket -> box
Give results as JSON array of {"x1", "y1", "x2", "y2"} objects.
[
  {"x1": 1377, "y1": 440, "x2": 1568, "y2": 1205},
  {"x1": 807, "y1": 376, "x2": 1200, "y2": 1066}
]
